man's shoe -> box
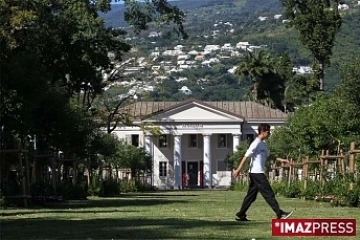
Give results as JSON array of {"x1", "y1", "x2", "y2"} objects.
[
  {"x1": 278, "y1": 211, "x2": 293, "y2": 219},
  {"x1": 235, "y1": 215, "x2": 250, "y2": 221}
]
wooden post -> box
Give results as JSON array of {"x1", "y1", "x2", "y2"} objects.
[
  {"x1": 271, "y1": 164, "x2": 276, "y2": 184},
  {"x1": 339, "y1": 150, "x2": 344, "y2": 175},
  {"x1": 303, "y1": 157, "x2": 309, "y2": 191},
  {"x1": 320, "y1": 150, "x2": 324, "y2": 186},
  {"x1": 325, "y1": 150, "x2": 329, "y2": 179},
  {"x1": 349, "y1": 142, "x2": 356, "y2": 190},
  {"x1": 288, "y1": 159, "x2": 293, "y2": 187},
  {"x1": 279, "y1": 163, "x2": 284, "y2": 181}
]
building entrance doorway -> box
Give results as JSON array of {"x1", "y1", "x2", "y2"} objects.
[{"x1": 187, "y1": 161, "x2": 199, "y2": 187}]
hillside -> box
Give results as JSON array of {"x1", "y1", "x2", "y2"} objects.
[
  {"x1": 100, "y1": 0, "x2": 281, "y2": 28},
  {"x1": 99, "y1": 0, "x2": 360, "y2": 100}
]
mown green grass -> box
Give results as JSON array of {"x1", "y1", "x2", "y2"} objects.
[{"x1": 1, "y1": 191, "x2": 359, "y2": 239}]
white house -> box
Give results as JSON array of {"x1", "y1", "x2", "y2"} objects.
[
  {"x1": 113, "y1": 100, "x2": 288, "y2": 190},
  {"x1": 178, "y1": 86, "x2": 192, "y2": 94},
  {"x1": 338, "y1": 4, "x2": 349, "y2": 11}
]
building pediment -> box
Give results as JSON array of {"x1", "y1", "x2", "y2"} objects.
[
  {"x1": 118, "y1": 99, "x2": 288, "y2": 124},
  {"x1": 141, "y1": 100, "x2": 244, "y2": 123}
]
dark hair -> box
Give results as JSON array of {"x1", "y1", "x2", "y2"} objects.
[{"x1": 258, "y1": 123, "x2": 270, "y2": 134}]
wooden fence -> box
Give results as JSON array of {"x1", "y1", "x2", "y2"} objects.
[{"x1": 268, "y1": 141, "x2": 359, "y2": 191}]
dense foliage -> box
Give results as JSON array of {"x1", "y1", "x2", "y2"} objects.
[{"x1": 0, "y1": 0, "x2": 183, "y2": 205}]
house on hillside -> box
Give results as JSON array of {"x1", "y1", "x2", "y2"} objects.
[{"x1": 112, "y1": 99, "x2": 289, "y2": 190}]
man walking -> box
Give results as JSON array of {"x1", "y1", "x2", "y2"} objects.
[{"x1": 232, "y1": 123, "x2": 293, "y2": 221}]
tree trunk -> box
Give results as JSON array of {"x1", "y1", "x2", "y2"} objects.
[
  {"x1": 50, "y1": 158, "x2": 57, "y2": 194},
  {"x1": 253, "y1": 81, "x2": 259, "y2": 101},
  {"x1": 25, "y1": 153, "x2": 31, "y2": 198},
  {"x1": 31, "y1": 158, "x2": 37, "y2": 183},
  {"x1": 115, "y1": 166, "x2": 119, "y2": 181},
  {"x1": 108, "y1": 164, "x2": 112, "y2": 179},
  {"x1": 319, "y1": 62, "x2": 324, "y2": 91},
  {"x1": 72, "y1": 158, "x2": 77, "y2": 186},
  {"x1": 87, "y1": 161, "x2": 92, "y2": 186},
  {"x1": 131, "y1": 169, "x2": 136, "y2": 181},
  {"x1": 17, "y1": 141, "x2": 27, "y2": 207}
]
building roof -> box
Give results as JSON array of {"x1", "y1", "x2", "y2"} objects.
[{"x1": 119, "y1": 99, "x2": 289, "y2": 121}]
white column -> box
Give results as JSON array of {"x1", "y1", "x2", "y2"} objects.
[
  {"x1": 173, "y1": 134, "x2": 182, "y2": 189},
  {"x1": 144, "y1": 134, "x2": 152, "y2": 154},
  {"x1": 144, "y1": 134, "x2": 153, "y2": 187},
  {"x1": 203, "y1": 134, "x2": 212, "y2": 188},
  {"x1": 232, "y1": 134, "x2": 241, "y2": 152}
]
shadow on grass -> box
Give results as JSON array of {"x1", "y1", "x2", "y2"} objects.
[
  {"x1": 117, "y1": 193, "x2": 200, "y2": 198},
  {"x1": 1, "y1": 197, "x2": 189, "y2": 213},
  {"x1": 1, "y1": 217, "x2": 270, "y2": 240},
  {"x1": 1, "y1": 209, "x2": 139, "y2": 217}
]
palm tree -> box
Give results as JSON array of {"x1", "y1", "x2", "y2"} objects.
[
  {"x1": 235, "y1": 50, "x2": 276, "y2": 101},
  {"x1": 236, "y1": 50, "x2": 291, "y2": 110}
]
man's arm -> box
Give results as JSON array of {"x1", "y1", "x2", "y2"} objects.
[
  {"x1": 268, "y1": 154, "x2": 290, "y2": 165},
  {"x1": 233, "y1": 156, "x2": 248, "y2": 177},
  {"x1": 276, "y1": 157, "x2": 290, "y2": 164},
  {"x1": 232, "y1": 141, "x2": 257, "y2": 177}
]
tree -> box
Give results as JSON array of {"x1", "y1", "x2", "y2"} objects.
[
  {"x1": 116, "y1": 141, "x2": 152, "y2": 180},
  {"x1": 235, "y1": 50, "x2": 276, "y2": 101},
  {"x1": 283, "y1": 74, "x2": 318, "y2": 112},
  {"x1": 0, "y1": 0, "x2": 183, "y2": 198},
  {"x1": 235, "y1": 50, "x2": 290, "y2": 110},
  {"x1": 281, "y1": 0, "x2": 342, "y2": 91},
  {"x1": 226, "y1": 141, "x2": 250, "y2": 171},
  {"x1": 122, "y1": 0, "x2": 188, "y2": 39},
  {"x1": 268, "y1": 58, "x2": 360, "y2": 158}
]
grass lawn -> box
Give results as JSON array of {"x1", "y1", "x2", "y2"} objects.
[{"x1": 1, "y1": 190, "x2": 359, "y2": 240}]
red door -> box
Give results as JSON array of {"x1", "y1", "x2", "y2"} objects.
[
  {"x1": 181, "y1": 161, "x2": 186, "y2": 189},
  {"x1": 200, "y1": 161, "x2": 204, "y2": 187}
]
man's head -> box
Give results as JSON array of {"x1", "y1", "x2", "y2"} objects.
[{"x1": 257, "y1": 123, "x2": 271, "y2": 140}]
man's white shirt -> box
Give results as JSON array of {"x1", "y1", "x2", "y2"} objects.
[{"x1": 244, "y1": 137, "x2": 270, "y2": 173}]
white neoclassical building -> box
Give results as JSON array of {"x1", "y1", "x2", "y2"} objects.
[{"x1": 114, "y1": 99, "x2": 288, "y2": 189}]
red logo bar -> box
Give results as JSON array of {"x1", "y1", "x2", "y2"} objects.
[{"x1": 272, "y1": 218, "x2": 356, "y2": 237}]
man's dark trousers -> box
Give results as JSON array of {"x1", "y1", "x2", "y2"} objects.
[{"x1": 237, "y1": 173, "x2": 283, "y2": 218}]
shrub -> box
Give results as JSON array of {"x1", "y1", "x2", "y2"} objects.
[
  {"x1": 301, "y1": 180, "x2": 322, "y2": 200},
  {"x1": 56, "y1": 182, "x2": 87, "y2": 200},
  {"x1": 119, "y1": 179, "x2": 138, "y2": 192},
  {"x1": 271, "y1": 181, "x2": 288, "y2": 196},
  {"x1": 103, "y1": 179, "x2": 120, "y2": 196},
  {"x1": 229, "y1": 180, "x2": 249, "y2": 191},
  {"x1": 30, "y1": 180, "x2": 54, "y2": 196},
  {"x1": 88, "y1": 174, "x2": 102, "y2": 196},
  {"x1": 283, "y1": 181, "x2": 302, "y2": 198}
]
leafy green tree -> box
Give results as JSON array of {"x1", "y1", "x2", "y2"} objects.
[
  {"x1": 0, "y1": 0, "x2": 184, "y2": 197},
  {"x1": 115, "y1": 141, "x2": 152, "y2": 180},
  {"x1": 226, "y1": 141, "x2": 250, "y2": 170},
  {"x1": 122, "y1": 0, "x2": 187, "y2": 39},
  {"x1": 281, "y1": 0, "x2": 342, "y2": 91},
  {"x1": 283, "y1": 74, "x2": 318, "y2": 112},
  {"x1": 269, "y1": 58, "x2": 360, "y2": 158}
]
